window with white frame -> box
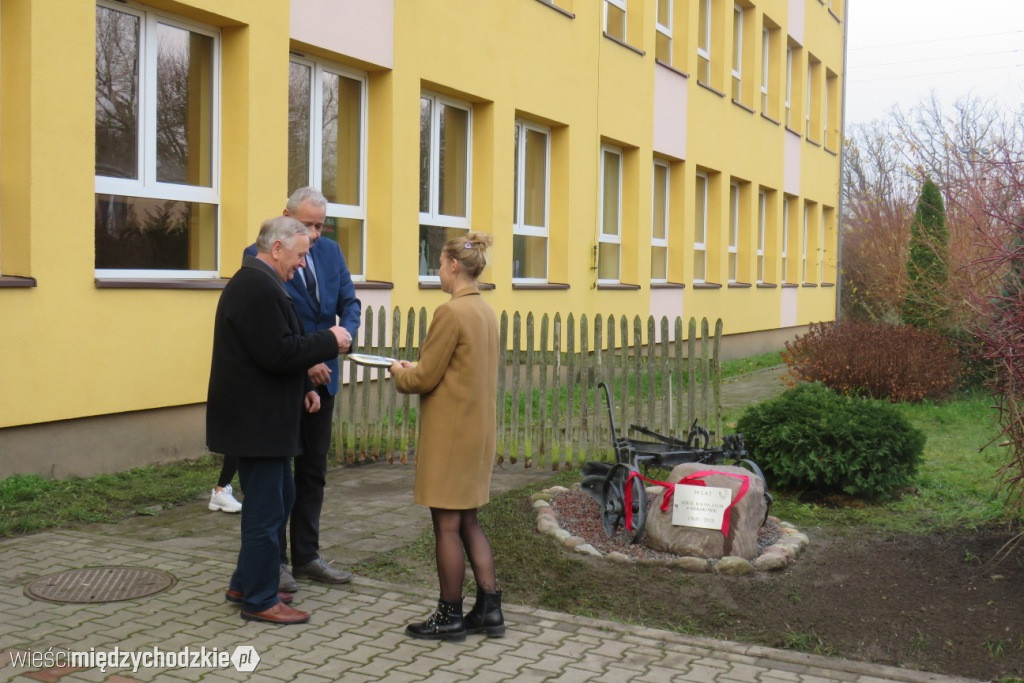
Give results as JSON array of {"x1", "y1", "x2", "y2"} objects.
[
  {"x1": 95, "y1": 1, "x2": 220, "y2": 276},
  {"x1": 756, "y1": 189, "x2": 766, "y2": 283},
  {"x1": 820, "y1": 207, "x2": 828, "y2": 281},
  {"x1": 731, "y1": 4, "x2": 743, "y2": 101},
  {"x1": 784, "y1": 44, "x2": 793, "y2": 127},
  {"x1": 781, "y1": 195, "x2": 791, "y2": 282},
  {"x1": 655, "y1": 0, "x2": 673, "y2": 64},
  {"x1": 693, "y1": 172, "x2": 708, "y2": 283},
  {"x1": 604, "y1": 0, "x2": 627, "y2": 42},
  {"x1": 761, "y1": 27, "x2": 770, "y2": 112},
  {"x1": 727, "y1": 181, "x2": 739, "y2": 282},
  {"x1": 806, "y1": 56, "x2": 820, "y2": 140},
  {"x1": 825, "y1": 69, "x2": 838, "y2": 149},
  {"x1": 598, "y1": 144, "x2": 623, "y2": 283},
  {"x1": 697, "y1": 0, "x2": 711, "y2": 85},
  {"x1": 513, "y1": 119, "x2": 550, "y2": 282},
  {"x1": 651, "y1": 160, "x2": 670, "y2": 283},
  {"x1": 289, "y1": 56, "x2": 367, "y2": 278},
  {"x1": 801, "y1": 202, "x2": 810, "y2": 282},
  {"x1": 419, "y1": 92, "x2": 472, "y2": 278}
]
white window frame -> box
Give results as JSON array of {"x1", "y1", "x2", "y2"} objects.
[
  {"x1": 802, "y1": 203, "x2": 810, "y2": 282},
  {"x1": 784, "y1": 45, "x2": 793, "y2": 128},
  {"x1": 604, "y1": 0, "x2": 627, "y2": 38},
  {"x1": 651, "y1": 160, "x2": 670, "y2": 284},
  {"x1": 806, "y1": 60, "x2": 814, "y2": 138},
  {"x1": 290, "y1": 55, "x2": 368, "y2": 280},
  {"x1": 693, "y1": 171, "x2": 708, "y2": 284},
  {"x1": 419, "y1": 92, "x2": 472, "y2": 282},
  {"x1": 656, "y1": 0, "x2": 673, "y2": 64},
  {"x1": 420, "y1": 92, "x2": 472, "y2": 230},
  {"x1": 781, "y1": 197, "x2": 790, "y2": 283},
  {"x1": 761, "y1": 27, "x2": 770, "y2": 112},
  {"x1": 756, "y1": 189, "x2": 766, "y2": 284},
  {"x1": 820, "y1": 209, "x2": 827, "y2": 282},
  {"x1": 727, "y1": 181, "x2": 739, "y2": 283},
  {"x1": 697, "y1": 0, "x2": 712, "y2": 84},
  {"x1": 598, "y1": 144, "x2": 623, "y2": 284},
  {"x1": 731, "y1": 4, "x2": 743, "y2": 101},
  {"x1": 95, "y1": 0, "x2": 221, "y2": 279},
  {"x1": 513, "y1": 119, "x2": 551, "y2": 284}
]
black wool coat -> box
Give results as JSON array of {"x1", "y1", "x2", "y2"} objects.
[{"x1": 206, "y1": 256, "x2": 339, "y2": 458}]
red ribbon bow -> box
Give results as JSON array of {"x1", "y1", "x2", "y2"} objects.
[{"x1": 624, "y1": 469, "x2": 750, "y2": 537}]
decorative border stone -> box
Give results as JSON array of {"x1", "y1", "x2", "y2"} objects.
[{"x1": 532, "y1": 484, "x2": 809, "y2": 572}]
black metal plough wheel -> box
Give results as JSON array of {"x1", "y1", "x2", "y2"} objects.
[{"x1": 600, "y1": 463, "x2": 648, "y2": 544}]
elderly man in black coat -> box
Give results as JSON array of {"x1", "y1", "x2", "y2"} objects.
[{"x1": 207, "y1": 215, "x2": 348, "y2": 625}]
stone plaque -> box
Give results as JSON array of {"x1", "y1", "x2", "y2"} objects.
[{"x1": 672, "y1": 484, "x2": 732, "y2": 529}]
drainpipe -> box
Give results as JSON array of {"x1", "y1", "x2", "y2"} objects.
[{"x1": 835, "y1": 1, "x2": 850, "y2": 322}]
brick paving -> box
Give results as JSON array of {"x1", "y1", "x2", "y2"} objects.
[{"x1": 0, "y1": 369, "x2": 979, "y2": 681}]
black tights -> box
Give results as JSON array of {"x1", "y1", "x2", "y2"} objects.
[{"x1": 430, "y1": 508, "x2": 497, "y2": 602}]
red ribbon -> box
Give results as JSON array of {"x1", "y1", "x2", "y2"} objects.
[{"x1": 624, "y1": 469, "x2": 750, "y2": 537}]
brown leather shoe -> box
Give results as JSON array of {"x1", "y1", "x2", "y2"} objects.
[
  {"x1": 241, "y1": 601, "x2": 310, "y2": 624},
  {"x1": 224, "y1": 588, "x2": 293, "y2": 605}
]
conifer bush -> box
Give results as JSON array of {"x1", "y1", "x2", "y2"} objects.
[
  {"x1": 736, "y1": 382, "x2": 925, "y2": 499},
  {"x1": 782, "y1": 320, "x2": 961, "y2": 402}
]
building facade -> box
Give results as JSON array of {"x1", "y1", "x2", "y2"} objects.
[{"x1": 0, "y1": 0, "x2": 846, "y2": 476}]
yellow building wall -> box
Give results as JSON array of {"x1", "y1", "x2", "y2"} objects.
[
  {"x1": 0, "y1": 0, "x2": 290, "y2": 429},
  {"x1": 0, "y1": 0, "x2": 845, "y2": 438}
]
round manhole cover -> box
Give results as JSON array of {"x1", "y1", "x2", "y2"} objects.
[{"x1": 25, "y1": 566, "x2": 176, "y2": 604}]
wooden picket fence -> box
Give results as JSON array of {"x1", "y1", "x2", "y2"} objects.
[{"x1": 332, "y1": 307, "x2": 724, "y2": 470}]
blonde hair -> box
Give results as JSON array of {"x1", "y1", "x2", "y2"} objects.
[{"x1": 442, "y1": 232, "x2": 493, "y2": 279}]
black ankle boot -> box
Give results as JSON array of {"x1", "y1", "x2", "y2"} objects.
[
  {"x1": 464, "y1": 587, "x2": 505, "y2": 637},
  {"x1": 406, "y1": 598, "x2": 466, "y2": 641}
]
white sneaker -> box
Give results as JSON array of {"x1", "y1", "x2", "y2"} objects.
[{"x1": 209, "y1": 484, "x2": 242, "y2": 513}]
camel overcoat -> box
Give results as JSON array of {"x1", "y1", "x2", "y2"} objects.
[{"x1": 392, "y1": 287, "x2": 499, "y2": 509}]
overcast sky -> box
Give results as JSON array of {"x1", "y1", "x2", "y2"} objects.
[{"x1": 844, "y1": 0, "x2": 1024, "y2": 126}]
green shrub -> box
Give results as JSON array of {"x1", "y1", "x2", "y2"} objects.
[
  {"x1": 782, "y1": 320, "x2": 961, "y2": 402},
  {"x1": 736, "y1": 383, "x2": 926, "y2": 499}
]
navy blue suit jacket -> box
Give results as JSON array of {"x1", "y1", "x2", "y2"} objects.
[{"x1": 243, "y1": 238, "x2": 361, "y2": 396}]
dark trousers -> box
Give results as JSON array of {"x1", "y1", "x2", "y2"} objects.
[
  {"x1": 281, "y1": 389, "x2": 334, "y2": 567},
  {"x1": 232, "y1": 456, "x2": 294, "y2": 612}
]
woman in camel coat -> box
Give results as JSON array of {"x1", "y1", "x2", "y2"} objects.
[{"x1": 390, "y1": 232, "x2": 505, "y2": 642}]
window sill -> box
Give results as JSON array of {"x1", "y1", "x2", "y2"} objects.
[
  {"x1": 512, "y1": 282, "x2": 570, "y2": 290},
  {"x1": 756, "y1": 282, "x2": 778, "y2": 288},
  {"x1": 829, "y1": 8, "x2": 842, "y2": 22},
  {"x1": 354, "y1": 280, "x2": 394, "y2": 290},
  {"x1": 651, "y1": 282, "x2": 685, "y2": 289},
  {"x1": 821, "y1": 282, "x2": 835, "y2": 287},
  {"x1": 533, "y1": 0, "x2": 575, "y2": 19},
  {"x1": 602, "y1": 32, "x2": 645, "y2": 57},
  {"x1": 654, "y1": 60, "x2": 689, "y2": 79},
  {"x1": 597, "y1": 282, "x2": 641, "y2": 291},
  {"x1": 784, "y1": 125, "x2": 802, "y2": 137},
  {"x1": 801, "y1": 282, "x2": 818, "y2": 287},
  {"x1": 781, "y1": 282, "x2": 799, "y2": 288},
  {"x1": 727, "y1": 281, "x2": 752, "y2": 288},
  {"x1": 760, "y1": 112, "x2": 780, "y2": 126},
  {"x1": 95, "y1": 278, "x2": 228, "y2": 290},
  {"x1": 692, "y1": 282, "x2": 722, "y2": 290},
  {"x1": 805, "y1": 137, "x2": 821, "y2": 148},
  {"x1": 731, "y1": 99, "x2": 755, "y2": 114},
  {"x1": 418, "y1": 281, "x2": 495, "y2": 291},
  {"x1": 696, "y1": 81, "x2": 726, "y2": 98},
  {"x1": 824, "y1": 146, "x2": 838, "y2": 157},
  {"x1": 0, "y1": 275, "x2": 37, "y2": 288}
]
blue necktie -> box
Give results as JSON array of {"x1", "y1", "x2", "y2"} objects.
[{"x1": 303, "y1": 261, "x2": 319, "y2": 305}]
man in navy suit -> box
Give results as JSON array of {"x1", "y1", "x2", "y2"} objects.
[{"x1": 245, "y1": 187, "x2": 362, "y2": 589}]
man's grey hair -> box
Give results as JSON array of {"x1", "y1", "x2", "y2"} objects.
[
  {"x1": 256, "y1": 216, "x2": 308, "y2": 253},
  {"x1": 286, "y1": 186, "x2": 328, "y2": 214}
]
